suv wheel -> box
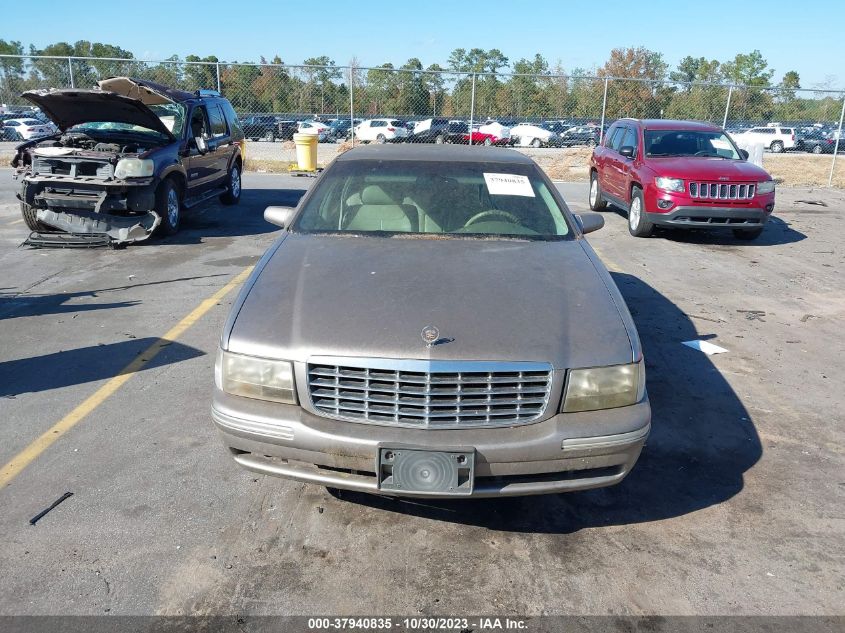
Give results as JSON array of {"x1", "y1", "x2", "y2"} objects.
[
  {"x1": 156, "y1": 179, "x2": 182, "y2": 236},
  {"x1": 812, "y1": 145, "x2": 823, "y2": 154},
  {"x1": 627, "y1": 187, "x2": 653, "y2": 237},
  {"x1": 531, "y1": 138, "x2": 542, "y2": 148},
  {"x1": 435, "y1": 134, "x2": 445, "y2": 144},
  {"x1": 587, "y1": 138, "x2": 597, "y2": 148},
  {"x1": 265, "y1": 130, "x2": 275, "y2": 142},
  {"x1": 220, "y1": 163, "x2": 242, "y2": 205},
  {"x1": 770, "y1": 141, "x2": 784, "y2": 153},
  {"x1": 733, "y1": 227, "x2": 764, "y2": 241},
  {"x1": 376, "y1": 134, "x2": 386, "y2": 144},
  {"x1": 20, "y1": 202, "x2": 50, "y2": 231},
  {"x1": 589, "y1": 172, "x2": 608, "y2": 211}
]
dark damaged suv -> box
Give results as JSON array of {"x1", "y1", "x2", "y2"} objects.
[{"x1": 13, "y1": 77, "x2": 244, "y2": 246}]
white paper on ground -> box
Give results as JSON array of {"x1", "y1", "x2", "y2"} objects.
[
  {"x1": 483, "y1": 173, "x2": 535, "y2": 197},
  {"x1": 682, "y1": 340, "x2": 728, "y2": 355}
]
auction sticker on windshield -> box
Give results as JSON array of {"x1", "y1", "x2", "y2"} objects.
[{"x1": 483, "y1": 173, "x2": 535, "y2": 197}]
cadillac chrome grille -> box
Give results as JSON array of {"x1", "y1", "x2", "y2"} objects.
[
  {"x1": 307, "y1": 359, "x2": 553, "y2": 428},
  {"x1": 688, "y1": 181, "x2": 755, "y2": 200}
]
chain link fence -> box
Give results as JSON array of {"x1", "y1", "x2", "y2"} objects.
[{"x1": 2, "y1": 54, "x2": 844, "y2": 185}]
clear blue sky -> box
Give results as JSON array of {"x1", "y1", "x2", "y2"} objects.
[{"x1": 4, "y1": 0, "x2": 844, "y2": 88}]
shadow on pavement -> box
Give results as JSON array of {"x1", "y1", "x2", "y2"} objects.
[
  {"x1": 332, "y1": 272, "x2": 762, "y2": 533},
  {"x1": 0, "y1": 274, "x2": 228, "y2": 321},
  {"x1": 0, "y1": 337, "x2": 204, "y2": 398},
  {"x1": 662, "y1": 215, "x2": 806, "y2": 246},
  {"x1": 159, "y1": 187, "x2": 308, "y2": 245}
]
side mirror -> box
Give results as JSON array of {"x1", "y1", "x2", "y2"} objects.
[
  {"x1": 575, "y1": 212, "x2": 605, "y2": 235},
  {"x1": 264, "y1": 205, "x2": 295, "y2": 229},
  {"x1": 619, "y1": 145, "x2": 635, "y2": 158},
  {"x1": 739, "y1": 148, "x2": 749, "y2": 160},
  {"x1": 195, "y1": 136, "x2": 208, "y2": 154}
]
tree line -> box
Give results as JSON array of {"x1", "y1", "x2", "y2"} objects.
[{"x1": 1, "y1": 40, "x2": 841, "y2": 123}]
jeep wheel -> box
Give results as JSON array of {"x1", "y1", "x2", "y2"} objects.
[
  {"x1": 156, "y1": 179, "x2": 182, "y2": 236},
  {"x1": 627, "y1": 187, "x2": 653, "y2": 237},
  {"x1": 812, "y1": 144, "x2": 823, "y2": 154},
  {"x1": 770, "y1": 141, "x2": 784, "y2": 153},
  {"x1": 20, "y1": 202, "x2": 50, "y2": 231},
  {"x1": 589, "y1": 172, "x2": 608, "y2": 211},
  {"x1": 733, "y1": 227, "x2": 764, "y2": 241},
  {"x1": 376, "y1": 134, "x2": 386, "y2": 144},
  {"x1": 531, "y1": 138, "x2": 542, "y2": 148},
  {"x1": 220, "y1": 163, "x2": 242, "y2": 206}
]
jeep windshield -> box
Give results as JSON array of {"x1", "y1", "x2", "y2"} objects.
[
  {"x1": 293, "y1": 159, "x2": 572, "y2": 239},
  {"x1": 71, "y1": 103, "x2": 185, "y2": 140},
  {"x1": 645, "y1": 129, "x2": 742, "y2": 159}
]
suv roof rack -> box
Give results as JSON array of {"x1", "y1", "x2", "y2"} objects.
[{"x1": 195, "y1": 89, "x2": 221, "y2": 97}]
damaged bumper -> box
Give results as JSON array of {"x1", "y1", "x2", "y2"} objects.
[{"x1": 21, "y1": 175, "x2": 160, "y2": 244}]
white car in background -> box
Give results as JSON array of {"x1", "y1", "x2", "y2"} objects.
[
  {"x1": 2, "y1": 118, "x2": 55, "y2": 141},
  {"x1": 510, "y1": 123, "x2": 556, "y2": 148},
  {"x1": 732, "y1": 126, "x2": 796, "y2": 153},
  {"x1": 297, "y1": 120, "x2": 331, "y2": 135},
  {"x1": 478, "y1": 120, "x2": 511, "y2": 141},
  {"x1": 355, "y1": 118, "x2": 409, "y2": 143}
]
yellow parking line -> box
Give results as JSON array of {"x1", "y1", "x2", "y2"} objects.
[
  {"x1": 8, "y1": 219, "x2": 23, "y2": 225},
  {"x1": 0, "y1": 266, "x2": 254, "y2": 488},
  {"x1": 591, "y1": 245, "x2": 624, "y2": 273}
]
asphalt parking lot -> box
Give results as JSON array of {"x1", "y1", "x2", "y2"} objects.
[{"x1": 0, "y1": 167, "x2": 843, "y2": 616}]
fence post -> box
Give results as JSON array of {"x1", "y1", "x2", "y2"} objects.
[
  {"x1": 215, "y1": 62, "x2": 221, "y2": 93},
  {"x1": 349, "y1": 66, "x2": 355, "y2": 147},
  {"x1": 598, "y1": 77, "x2": 609, "y2": 144},
  {"x1": 828, "y1": 93, "x2": 845, "y2": 187},
  {"x1": 723, "y1": 85, "x2": 733, "y2": 129},
  {"x1": 468, "y1": 73, "x2": 476, "y2": 146},
  {"x1": 67, "y1": 57, "x2": 74, "y2": 88}
]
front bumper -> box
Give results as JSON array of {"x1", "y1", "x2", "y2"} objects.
[
  {"x1": 645, "y1": 204, "x2": 771, "y2": 229},
  {"x1": 211, "y1": 390, "x2": 651, "y2": 498}
]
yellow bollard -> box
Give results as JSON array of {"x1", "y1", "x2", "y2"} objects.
[{"x1": 293, "y1": 133, "x2": 318, "y2": 171}]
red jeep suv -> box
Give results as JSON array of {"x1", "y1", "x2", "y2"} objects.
[{"x1": 589, "y1": 119, "x2": 776, "y2": 240}]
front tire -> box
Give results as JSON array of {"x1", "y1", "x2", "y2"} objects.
[
  {"x1": 733, "y1": 227, "x2": 764, "y2": 241},
  {"x1": 531, "y1": 138, "x2": 542, "y2": 148},
  {"x1": 20, "y1": 202, "x2": 49, "y2": 231},
  {"x1": 376, "y1": 134, "x2": 386, "y2": 144},
  {"x1": 589, "y1": 172, "x2": 608, "y2": 211},
  {"x1": 434, "y1": 134, "x2": 445, "y2": 144},
  {"x1": 812, "y1": 144, "x2": 823, "y2": 154},
  {"x1": 627, "y1": 187, "x2": 653, "y2": 237},
  {"x1": 220, "y1": 162, "x2": 242, "y2": 205},
  {"x1": 770, "y1": 141, "x2": 784, "y2": 153},
  {"x1": 156, "y1": 179, "x2": 182, "y2": 236},
  {"x1": 483, "y1": 137, "x2": 493, "y2": 146}
]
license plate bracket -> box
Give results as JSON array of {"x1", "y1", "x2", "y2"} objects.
[{"x1": 377, "y1": 446, "x2": 475, "y2": 495}]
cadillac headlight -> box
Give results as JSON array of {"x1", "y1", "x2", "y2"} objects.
[
  {"x1": 215, "y1": 349, "x2": 297, "y2": 404},
  {"x1": 562, "y1": 360, "x2": 645, "y2": 413},
  {"x1": 655, "y1": 177, "x2": 685, "y2": 193},
  {"x1": 114, "y1": 158, "x2": 154, "y2": 179},
  {"x1": 756, "y1": 180, "x2": 775, "y2": 194}
]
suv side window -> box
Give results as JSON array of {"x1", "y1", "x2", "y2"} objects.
[
  {"x1": 220, "y1": 100, "x2": 243, "y2": 139},
  {"x1": 372, "y1": 120, "x2": 386, "y2": 127},
  {"x1": 209, "y1": 104, "x2": 228, "y2": 138},
  {"x1": 621, "y1": 126, "x2": 639, "y2": 156},
  {"x1": 603, "y1": 124, "x2": 619, "y2": 147},
  {"x1": 189, "y1": 105, "x2": 210, "y2": 140},
  {"x1": 608, "y1": 126, "x2": 627, "y2": 152}
]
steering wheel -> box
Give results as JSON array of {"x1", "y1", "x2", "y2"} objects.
[{"x1": 463, "y1": 209, "x2": 520, "y2": 227}]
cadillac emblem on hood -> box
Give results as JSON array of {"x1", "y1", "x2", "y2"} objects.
[{"x1": 421, "y1": 326, "x2": 440, "y2": 347}]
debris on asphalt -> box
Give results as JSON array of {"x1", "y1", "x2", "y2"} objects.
[
  {"x1": 687, "y1": 313, "x2": 724, "y2": 324},
  {"x1": 800, "y1": 314, "x2": 819, "y2": 323},
  {"x1": 29, "y1": 492, "x2": 73, "y2": 525},
  {"x1": 682, "y1": 340, "x2": 729, "y2": 355},
  {"x1": 737, "y1": 309, "x2": 767, "y2": 322},
  {"x1": 795, "y1": 200, "x2": 827, "y2": 207}
]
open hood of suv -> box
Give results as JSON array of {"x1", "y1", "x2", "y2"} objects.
[{"x1": 22, "y1": 79, "x2": 177, "y2": 139}]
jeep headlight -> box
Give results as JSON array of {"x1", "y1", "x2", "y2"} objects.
[
  {"x1": 215, "y1": 349, "x2": 297, "y2": 404},
  {"x1": 114, "y1": 158, "x2": 154, "y2": 179},
  {"x1": 756, "y1": 180, "x2": 775, "y2": 194},
  {"x1": 655, "y1": 177, "x2": 685, "y2": 193},
  {"x1": 562, "y1": 360, "x2": 645, "y2": 413}
]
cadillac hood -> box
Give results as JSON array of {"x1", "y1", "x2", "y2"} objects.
[
  {"x1": 225, "y1": 234, "x2": 636, "y2": 370},
  {"x1": 22, "y1": 79, "x2": 176, "y2": 139}
]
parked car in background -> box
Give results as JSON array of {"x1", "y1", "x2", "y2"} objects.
[
  {"x1": 442, "y1": 120, "x2": 469, "y2": 143},
  {"x1": 213, "y1": 143, "x2": 650, "y2": 498},
  {"x1": 732, "y1": 126, "x2": 796, "y2": 153},
  {"x1": 466, "y1": 121, "x2": 511, "y2": 145},
  {"x1": 1, "y1": 118, "x2": 56, "y2": 141},
  {"x1": 355, "y1": 118, "x2": 409, "y2": 143},
  {"x1": 800, "y1": 130, "x2": 844, "y2": 154},
  {"x1": 589, "y1": 119, "x2": 775, "y2": 240},
  {"x1": 408, "y1": 117, "x2": 449, "y2": 143},
  {"x1": 325, "y1": 118, "x2": 361, "y2": 142},
  {"x1": 297, "y1": 120, "x2": 331, "y2": 137},
  {"x1": 510, "y1": 123, "x2": 557, "y2": 148},
  {"x1": 558, "y1": 125, "x2": 602, "y2": 147},
  {"x1": 276, "y1": 120, "x2": 298, "y2": 141},
  {"x1": 241, "y1": 115, "x2": 279, "y2": 141},
  {"x1": 14, "y1": 77, "x2": 244, "y2": 245}
]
